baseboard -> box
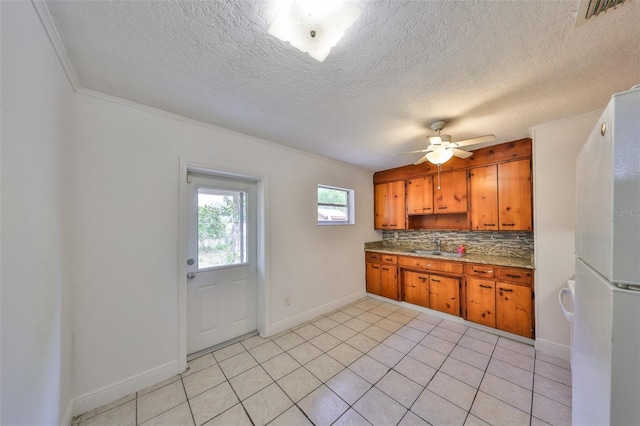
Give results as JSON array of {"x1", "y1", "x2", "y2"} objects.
[
  {"x1": 267, "y1": 291, "x2": 367, "y2": 336},
  {"x1": 72, "y1": 360, "x2": 180, "y2": 417},
  {"x1": 61, "y1": 399, "x2": 74, "y2": 426},
  {"x1": 535, "y1": 338, "x2": 571, "y2": 361}
]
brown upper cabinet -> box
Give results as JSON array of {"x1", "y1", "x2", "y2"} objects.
[
  {"x1": 374, "y1": 180, "x2": 406, "y2": 230},
  {"x1": 498, "y1": 160, "x2": 532, "y2": 231},
  {"x1": 374, "y1": 139, "x2": 533, "y2": 232},
  {"x1": 434, "y1": 170, "x2": 468, "y2": 214},
  {"x1": 469, "y1": 165, "x2": 499, "y2": 230},
  {"x1": 469, "y1": 159, "x2": 532, "y2": 231},
  {"x1": 406, "y1": 176, "x2": 433, "y2": 215}
]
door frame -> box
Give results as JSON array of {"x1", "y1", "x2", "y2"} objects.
[{"x1": 178, "y1": 159, "x2": 270, "y2": 372}]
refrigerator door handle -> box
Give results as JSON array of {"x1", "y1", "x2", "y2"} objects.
[{"x1": 559, "y1": 287, "x2": 574, "y2": 322}]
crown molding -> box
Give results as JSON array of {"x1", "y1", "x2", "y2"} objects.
[
  {"x1": 31, "y1": 0, "x2": 81, "y2": 90},
  {"x1": 528, "y1": 109, "x2": 601, "y2": 138}
]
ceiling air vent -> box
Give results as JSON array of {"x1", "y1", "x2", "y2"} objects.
[{"x1": 575, "y1": 0, "x2": 628, "y2": 27}]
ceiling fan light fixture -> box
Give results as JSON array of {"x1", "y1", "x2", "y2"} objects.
[
  {"x1": 268, "y1": 0, "x2": 362, "y2": 62},
  {"x1": 425, "y1": 147, "x2": 454, "y2": 165}
]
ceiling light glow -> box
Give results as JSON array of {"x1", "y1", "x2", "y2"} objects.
[
  {"x1": 425, "y1": 146, "x2": 454, "y2": 165},
  {"x1": 268, "y1": 0, "x2": 362, "y2": 62}
]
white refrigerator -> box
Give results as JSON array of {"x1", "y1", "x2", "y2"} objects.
[{"x1": 573, "y1": 85, "x2": 640, "y2": 425}]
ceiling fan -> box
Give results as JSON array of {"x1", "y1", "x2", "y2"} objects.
[{"x1": 396, "y1": 120, "x2": 496, "y2": 166}]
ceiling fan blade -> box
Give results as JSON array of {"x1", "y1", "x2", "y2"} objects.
[
  {"x1": 452, "y1": 148, "x2": 473, "y2": 159},
  {"x1": 393, "y1": 148, "x2": 431, "y2": 155},
  {"x1": 414, "y1": 155, "x2": 429, "y2": 165},
  {"x1": 454, "y1": 134, "x2": 496, "y2": 148}
]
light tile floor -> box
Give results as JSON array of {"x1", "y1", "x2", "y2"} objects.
[{"x1": 73, "y1": 297, "x2": 572, "y2": 426}]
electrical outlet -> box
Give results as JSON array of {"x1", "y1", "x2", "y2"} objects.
[
  {"x1": 394, "y1": 231, "x2": 398, "y2": 239},
  {"x1": 285, "y1": 296, "x2": 290, "y2": 306}
]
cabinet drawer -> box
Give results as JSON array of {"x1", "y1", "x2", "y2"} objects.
[
  {"x1": 366, "y1": 252, "x2": 381, "y2": 263},
  {"x1": 398, "y1": 256, "x2": 463, "y2": 274},
  {"x1": 496, "y1": 267, "x2": 533, "y2": 285},
  {"x1": 381, "y1": 254, "x2": 398, "y2": 264},
  {"x1": 464, "y1": 264, "x2": 496, "y2": 278},
  {"x1": 365, "y1": 252, "x2": 397, "y2": 264}
]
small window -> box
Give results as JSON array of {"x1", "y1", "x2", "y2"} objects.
[{"x1": 318, "y1": 185, "x2": 355, "y2": 225}]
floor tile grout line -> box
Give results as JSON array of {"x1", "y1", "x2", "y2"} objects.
[
  {"x1": 179, "y1": 374, "x2": 198, "y2": 426},
  {"x1": 461, "y1": 333, "x2": 500, "y2": 426},
  {"x1": 530, "y1": 349, "x2": 538, "y2": 426},
  {"x1": 135, "y1": 378, "x2": 189, "y2": 425},
  {"x1": 80, "y1": 298, "x2": 566, "y2": 426}
]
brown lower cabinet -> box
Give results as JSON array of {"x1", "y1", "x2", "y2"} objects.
[
  {"x1": 402, "y1": 270, "x2": 460, "y2": 315},
  {"x1": 366, "y1": 253, "x2": 399, "y2": 300},
  {"x1": 403, "y1": 270, "x2": 429, "y2": 307},
  {"x1": 465, "y1": 264, "x2": 534, "y2": 338},
  {"x1": 466, "y1": 278, "x2": 496, "y2": 327},
  {"x1": 495, "y1": 282, "x2": 533, "y2": 337},
  {"x1": 366, "y1": 252, "x2": 534, "y2": 338},
  {"x1": 429, "y1": 275, "x2": 461, "y2": 316}
]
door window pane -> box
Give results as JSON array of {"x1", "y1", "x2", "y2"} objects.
[{"x1": 197, "y1": 188, "x2": 247, "y2": 268}]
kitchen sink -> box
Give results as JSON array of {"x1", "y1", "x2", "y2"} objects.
[{"x1": 411, "y1": 249, "x2": 465, "y2": 258}]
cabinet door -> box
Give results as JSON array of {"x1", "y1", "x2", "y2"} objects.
[
  {"x1": 434, "y1": 170, "x2": 467, "y2": 213},
  {"x1": 366, "y1": 263, "x2": 382, "y2": 295},
  {"x1": 403, "y1": 270, "x2": 429, "y2": 307},
  {"x1": 429, "y1": 275, "x2": 460, "y2": 316},
  {"x1": 466, "y1": 278, "x2": 496, "y2": 327},
  {"x1": 374, "y1": 181, "x2": 406, "y2": 230},
  {"x1": 496, "y1": 282, "x2": 533, "y2": 338},
  {"x1": 469, "y1": 165, "x2": 499, "y2": 230},
  {"x1": 380, "y1": 265, "x2": 399, "y2": 300},
  {"x1": 407, "y1": 177, "x2": 433, "y2": 215},
  {"x1": 498, "y1": 160, "x2": 532, "y2": 231},
  {"x1": 374, "y1": 184, "x2": 387, "y2": 230},
  {"x1": 386, "y1": 181, "x2": 406, "y2": 229}
]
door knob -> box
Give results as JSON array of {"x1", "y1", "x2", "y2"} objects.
[{"x1": 187, "y1": 272, "x2": 196, "y2": 279}]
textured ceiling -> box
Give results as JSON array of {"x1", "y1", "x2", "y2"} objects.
[{"x1": 45, "y1": 0, "x2": 640, "y2": 171}]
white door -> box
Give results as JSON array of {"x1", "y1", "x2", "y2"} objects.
[{"x1": 186, "y1": 173, "x2": 258, "y2": 355}]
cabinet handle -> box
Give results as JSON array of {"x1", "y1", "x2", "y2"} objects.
[
  {"x1": 382, "y1": 267, "x2": 389, "y2": 271},
  {"x1": 423, "y1": 207, "x2": 432, "y2": 211},
  {"x1": 370, "y1": 255, "x2": 379, "y2": 260},
  {"x1": 502, "y1": 223, "x2": 515, "y2": 227},
  {"x1": 384, "y1": 257, "x2": 393, "y2": 261},
  {"x1": 498, "y1": 287, "x2": 513, "y2": 292},
  {"x1": 372, "y1": 265, "x2": 379, "y2": 269},
  {"x1": 479, "y1": 284, "x2": 493, "y2": 289},
  {"x1": 438, "y1": 207, "x2": 448, "y2": 210},
  {"x1": 389, "y1": 224, "x2": 397, "y2": 227},
  {"x1": 505, "y1": 274, "x2": 521, "y2": 279},
  {"x1": 431, "y1": 278, "x2": 441, "y2": 283},
  {"x1": 484, "y1": 223, "x2": 496, "y2": 226},
  {"x1": 418, "y1": 277, "x2": 427, "y2": 281},
  {"x1": 473, "y1": 269, "x2": 487, "y2": 274}
]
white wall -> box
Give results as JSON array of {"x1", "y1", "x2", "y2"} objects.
[
  {"x1": 1, "y1": 1, "x2": 74, "y2": 424},
  {"x1": 71, "y1": 92, "x2": 379, "y2": 403},
  {"x1": 531, "y1": 111, "x2": 600, "y2": 359}
]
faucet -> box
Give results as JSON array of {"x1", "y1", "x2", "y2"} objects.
[{"x1": 433, "y1": 238, "x2": 441, "y2": 253}]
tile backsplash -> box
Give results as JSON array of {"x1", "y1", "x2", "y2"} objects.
[{"x1": 376, "y1": 230, "x2": 534, "y2": 259}]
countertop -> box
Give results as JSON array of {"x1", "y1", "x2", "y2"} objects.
[{"x1": 365, "y1": 246, "x2": 534, "y2": 269}]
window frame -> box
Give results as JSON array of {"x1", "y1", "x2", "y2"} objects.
[{"x1": 317, "y1": 184, "x2": 355, "y2": 226}]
